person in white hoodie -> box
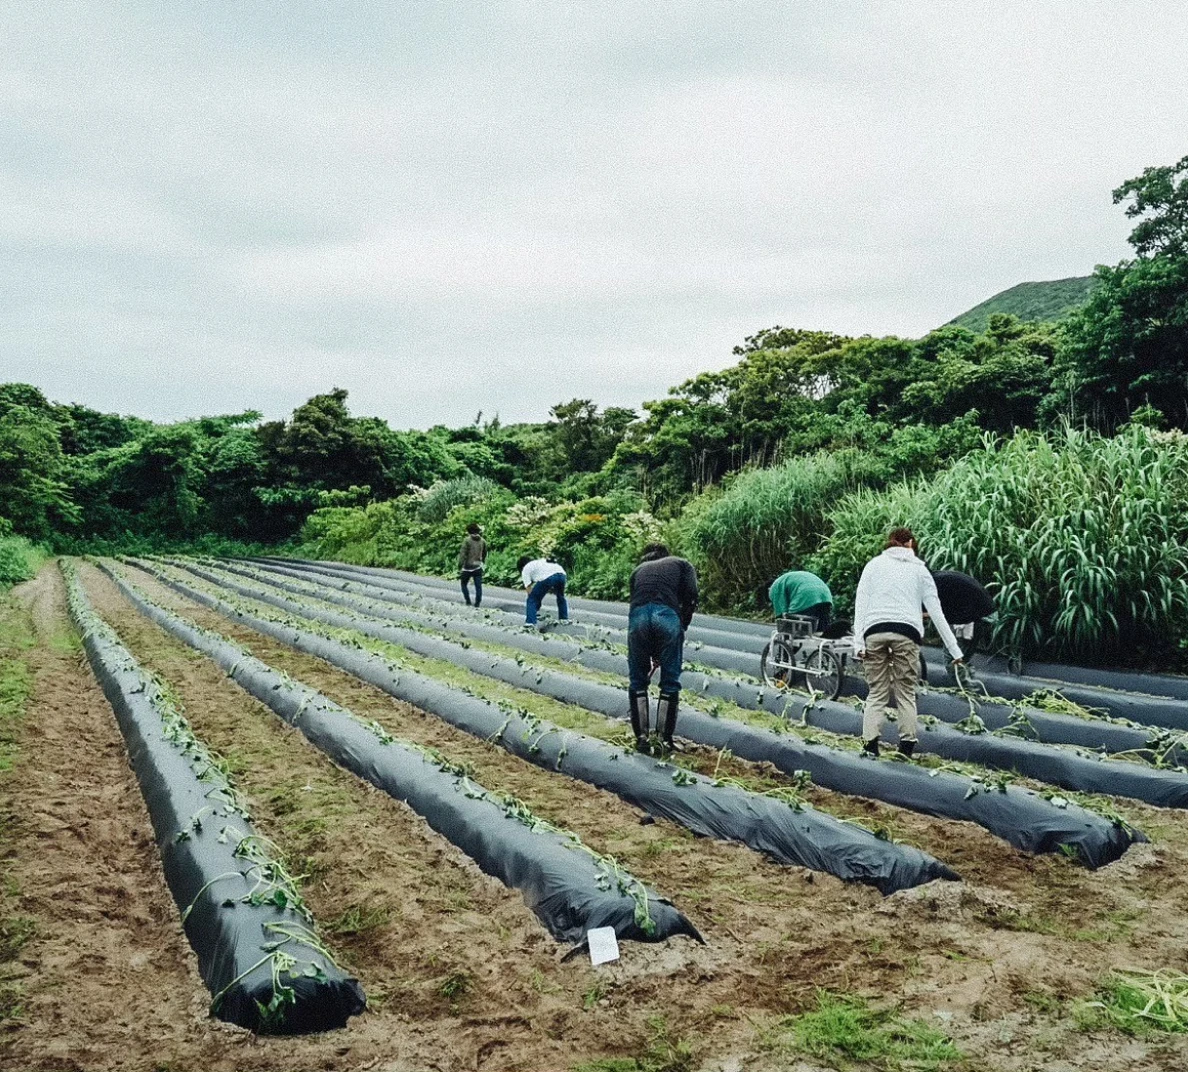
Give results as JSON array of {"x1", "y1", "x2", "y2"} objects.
[{"x1": 853, "y1": 527, "x2": 964, "y2": 758}]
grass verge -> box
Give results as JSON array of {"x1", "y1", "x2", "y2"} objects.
[
  {"x1": 0, "y1": 594, "x2": 37, "y2": 1025},
  {"x1": 757, "y1": 989, "x2": 961, "y2": 1070},
  {"x1": 1078, "y1": 969, "x2": 1188, "y2": 1035}
]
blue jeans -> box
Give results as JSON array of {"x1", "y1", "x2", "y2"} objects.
[
  {"x1": 627, "y1": 604, "x2": 684, "y2": 694},
  {"x1": 460, "y1": 568, "x2": 483, "y2": 606},
  {"x1": 525, "y1": 573, "x2": 568, "y2": 624}
]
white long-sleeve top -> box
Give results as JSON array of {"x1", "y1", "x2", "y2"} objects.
[{"x1": 852, "y1": 546, "x2": 963, "y2": 660}]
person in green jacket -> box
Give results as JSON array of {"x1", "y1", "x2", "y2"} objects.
[{"x1": 768, "y1": 570, "x2": 833, "y2": 634}]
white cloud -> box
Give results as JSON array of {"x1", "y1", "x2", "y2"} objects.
[{"x1": 1, "y1": 0, "x2": 1186, "y2": 428}]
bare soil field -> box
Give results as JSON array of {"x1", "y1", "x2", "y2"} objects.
[{"x1": 1, "y1": 560, "x2": 1187, "y2": 1071}]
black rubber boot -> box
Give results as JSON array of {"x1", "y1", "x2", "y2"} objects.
[
  {"x1": 629, "y1": 690, "x2": 652, "y2": 752},
  {"x1": 897, "y1": 739, "x2": 917, "y2": 759},
  {"x1": 658, "y1": 692, "x2": 681, "y2": 752},
  {"x1": 861, "y1": 737, "x2": 880, "y2": 758}
]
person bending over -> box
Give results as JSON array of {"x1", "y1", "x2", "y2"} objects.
[
  {"x1": 458, "y1": 523, "x2": 487, "y2": 607},
  {"x1": 627, "y1": 544, "x2": 699, "y2": 754},
  {"x1": 931, "y1": 569, "x2": 995, "y2": 659},
  {"x1": 517, "y1": 555, "x2": 569, "y2": 626},
  {"x1": 853, "y1": 528, "x2": 963, "y2": 758},
  {"x1": 768, "y1": 569, "x2": 833, "y2": 634}
]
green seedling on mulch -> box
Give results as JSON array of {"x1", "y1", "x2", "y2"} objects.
[
  {"x1": 1043, "y1": 788, "x2": 1137, "y2": 835},
  {"x1": 707, "y1": 747, "x2": 811, "y2": 810},
  {"x1": 1025, "y1": 688, "x2": 1111, "y2": 722}
]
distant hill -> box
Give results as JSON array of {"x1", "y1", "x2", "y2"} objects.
[{"x1": 946, "y1": 276, "x2": 1097, "y2": 333}]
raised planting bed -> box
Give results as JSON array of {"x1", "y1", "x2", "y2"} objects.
[
  {"x1": 239, "y1": 558, "x2": 764, "y2": 676},
  {"x1": 246, "y1": 557, "x2": 776, "y2": 640},
  {"x1": 126, "y1": 561, "x2": 963, "y2": 895},
  {"x1": 263, "y1": 560, "x2": 1188, "y2": 723},
  {"x1": 100, "y1": 563, "x2": 699, "y2": 946},
  {"x1": 144, "y1": 559, "x2": 1145, "y2": 869},
  {"x1": 261, "y1": 558, "x2": 764, "y2": 655},
  {"x1": 62, "y1": 561, "x2": 365, "y2": 1035},
  {"x1": 921, "y1": 659, "x2": 1188, "y2": 731},
  {"x1": 921, "y1": 648, "x2": 1188, "y2": 701},
  {"x1": 312, "y1": 561, "x2": 1188, "y2": 727},
  {"x1": 192, "y1": 558, "x2": 1177, "y2": 765},
  {"x1": 176, "y1": 567, "x2": 1188, "y2": 809}
]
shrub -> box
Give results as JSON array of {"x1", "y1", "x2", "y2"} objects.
[
  {"x1": 679, "y1": 449, "x2": 885, "y2": 609},
  {"x1": 0, "y1": 534, "x2": 48, "y2": 590},
  {"x1": 806, "y1": 480, "x2": 931, "y2": 611},
  {"x1": 414, "y1": 476, "x2": 503, "y2": 524}
]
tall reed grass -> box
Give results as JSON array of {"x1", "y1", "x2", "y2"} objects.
[
  {"x1": 816, "y1": 425, "x2": 1188, "y2": 665},
  {"x1": 680, "y1": 449, "x2": 884, "y2": 609}
]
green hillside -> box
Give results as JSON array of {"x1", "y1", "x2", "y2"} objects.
[{"x1": 946, "y1": 275, "x2": 1097, "y2": 333}]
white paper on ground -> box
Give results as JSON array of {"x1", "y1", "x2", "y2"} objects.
[{"x1": 587, "y1": 926, "x2": 620, "y2": 966}]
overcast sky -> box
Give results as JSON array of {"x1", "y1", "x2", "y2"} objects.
[{"x1": 2, "y1": 2, "x2": 1185, "y2": 430}]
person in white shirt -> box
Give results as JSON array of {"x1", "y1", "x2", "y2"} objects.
[
  {"x1": 853, "y1": 527, "x2": 964, "y2": 758},
  {"x1": 517, "y1": 555, "x2": 569, "y2": 626}
]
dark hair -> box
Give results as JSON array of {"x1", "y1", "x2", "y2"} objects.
[
  {"x1": 467, "y1": 523, "x2": 481, "y2": 535},
  {"x1": 885, "y1": 527, "x2": 916, "y2": 549},
  {"x1": 640, "y1": 543, "x2": 669, "y2": 562},
  {"x1": 517, "y1": 555, "x2": 532, "y2": 571}
]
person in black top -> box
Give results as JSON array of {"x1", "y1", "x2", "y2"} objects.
[
  {"x1": 931, "y1": 570, "x2": 995, "y2": 659},
  {"x1": 627, "y1": 544, "x2": 699, "y2": 753}
]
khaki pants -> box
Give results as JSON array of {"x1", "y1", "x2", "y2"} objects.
[{"x1": 862, "y1": 632, "x2": 920, "y2": 743}]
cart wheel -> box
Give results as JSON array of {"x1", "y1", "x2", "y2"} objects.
[
  {"x1": 800, "y1": 646, "x2": 845, "y2": 701},
  {"x1": 760, "y1": 637, "x2": 797, "y2": 689}
]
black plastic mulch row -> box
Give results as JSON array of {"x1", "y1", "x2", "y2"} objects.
[
  {"x1": 103, "y1": 563, "x2": 698, "y2": 946},
  {"x1": 275, "y1": 559, "x2": 1188, "y2": 725},
  {"x1": 180, "y1": 563, "x2": 1188, "y2": 811},
  {"x1": 160, "y1": 559, "x2": 1143, "y2": 869},
  {"x1": 225, "y1": 558, "x2": 1174, "y2": 763},
  {"x1": 132, "y1": 560, "x2": 962, "y2": 895},
  {"x1": 324, "y1": 561, "x2": 1188, "y2": 698},
  {"x1": 64, "y1": 563, "x2": 365, "y2": 1035}
]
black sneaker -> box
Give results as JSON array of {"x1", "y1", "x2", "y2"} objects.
[{"x1": 861, "y1": 738, "x2": 880, "y2": 758}]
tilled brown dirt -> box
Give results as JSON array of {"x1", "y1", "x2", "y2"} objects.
[{"x1": 2, "y1": 560, "x2": 1188, "y2": 1070}]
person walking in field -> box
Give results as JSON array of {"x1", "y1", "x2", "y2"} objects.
[
  {"x1": 854, "y1": 528, "x2": 963, "y2": 758},
  {"x1": 768, "y1": 569, "x2": 833, "y2": 633},
  {"x1": 627, "y1": 544, "x2": 699, "y2": 754},
  {"x1": 517, "y1": 555, "x2": 569, "y2": 626},
  {"x1": 458, "y1": 523, "x2": 487, "y2": 607}
]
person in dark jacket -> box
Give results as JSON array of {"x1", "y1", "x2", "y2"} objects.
[
  {"x1": 627, "y1": 544, "x2": 698, "y2": 754},
  {"x1": 458, "y1": 523, "x2": 487, "y2": 607},
  {"x1": 931, "y1": 570, "x2": 995, "y2": 657}
]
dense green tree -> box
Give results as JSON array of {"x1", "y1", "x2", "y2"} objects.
[
  {"x1": 0, "y1": 393, "x2": 77, "y2": 540},
  {"x1": 55, "y1": 403, "x2": 151, "y2": 455},
  {"x1": 1052, "y1": 154, "x2": 1188, "y2": 429},
  {"x1": 548, "y1": 399, "x2": 636, "y2": 474}
]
